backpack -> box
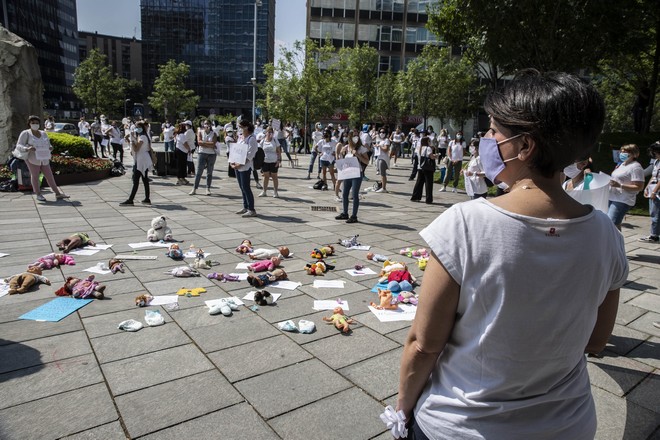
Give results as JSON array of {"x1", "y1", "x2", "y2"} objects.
[
  {"x1": 313, "y1": 179, "x2": 327, "y2": 190},
  {"x1": 253, "y1": 146, "x2": 265, "y2": 170}
]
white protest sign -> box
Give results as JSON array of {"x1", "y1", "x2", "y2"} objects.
[
  {"x1": 336, "y1": 157, "x2": 361, "y2": 180},
  {"x1": 228, "y1": 142, "x2": 248, "y2": 165}
]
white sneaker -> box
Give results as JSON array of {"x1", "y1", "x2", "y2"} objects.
[
  {"x1": 452, "y1": 188, "x2": 457, "y2": 193},
  {"x1": 439, "y1": 187, "x2": 446, "y2": 192},
  {"x1": 273, "y1": 190, "x2": 279, "y2": 198},
  {"x1": 205, "y1": 188, "x2": 211, "y2": 196},
  {"x1": 235, "y1": 208, "x2": 248, "y2": 214},
  {"x1": 36, "y1": 194, "x2": 46, "y2": 202},
  {"x1": 242, "y1": 210, "x2": 257, "y2": 218},
  {"x1": 335, "y1": 196, "x2": 342, "y2": 202},
  {"x1": 258, "y1": 191, "x2": 268, "y2": 197},
  {"x1": 189, "y1": 188, "x2": 197, "y2": 195}
]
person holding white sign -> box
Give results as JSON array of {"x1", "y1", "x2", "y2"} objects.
[
  {"x1": 335, "y1": 130, "x2": 369, "y2": 223},
  {"x1": 231, "y1": 119, "x2": 258, "y2": 217},
  {"x1": 14, "y1": 115, "x2": 69, "y2": 202}
]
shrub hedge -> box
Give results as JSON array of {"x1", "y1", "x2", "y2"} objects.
[{"x1": 47, "y1": 132, "x2": 94, "y2": 158}]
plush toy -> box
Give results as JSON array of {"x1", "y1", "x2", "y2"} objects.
[
  {"x1": 164, "y1": 266, "x2": 200, "y2": 277},
  {"x1": 338, "y1": 235, "x2": 360, "y2": 248},
  {"x1": 166, "y1": 244, "x2": 184, "y2": 260},
  {"x1": 55, "y1": 275, "x2": 106, "y2": 299},
  {"x1": 387, "y1": 280, "x2": 414, "y2": 293},
  {"x1": 418, "y1": 257, "x2": 428, "y2": 271},
  {"x1": 176, "y1": 287, "x2": 206, "y2": 297},
  {"x1": 248, "y1": 246, "x2": 290, "y2": 260},
  {"x1": 192, "y1": 256, "x2": 213, "y2": 270},
  {"x1": 399, "y1": 247, "x2": 429, "y2": 259},
  {"x1": 394, "y1": 290, "x2": 418, "y2": 305},
  {"x1": 323, "y1": 306, "x2": 355, "y2": 333},
  {"x1": 310, "y1": 245, "x2": 335, "y2": 259},
  {"x1": 147, "y1": 216, "x2": 173, "y2": 242},
  {"x1": 5, "y1": 267, "x2": 51, "y2": 295},
  {"x1": 235, "y1": 239, "x2": 253, "y2": 254},
  {"x1": 366, "y1": 252, "x2": 388, "y2": 263},
  {"x1": 378, "y1": 261, "x2": 407, "y2": 279},
  {"x1": 370, "y1": 289, "x2": 398, "y2": 310},
  {"x1": 109, "y1": 258, "x2": 125, "y2": 274},
  {"x1": 249, "y1": 256, "x2": 281, "y2": 272},
  {"x1": 28, "y1": 253, "x2": 75, "y2": 270},
  {"x1": 304, "y1": 260, "x2": 335, "y2": 276},
  {"x1": 135, "y1": 294, "x2": 154, "y2": 307},
  {"x1": 253, "y1": 290, "x2": 275, "y2": 305},
  {"x1": 56, "y1": 232, "x2": 96, "y2": 253},
  {"x1": 247, "y1": 268, "x2": 288, "y2": 288},
  {"x1": 207, "y1": 272, "x2": 240, "y2": 282}
]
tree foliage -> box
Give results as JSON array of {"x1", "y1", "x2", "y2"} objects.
[
  {"x1": 372, "y1": 71, "x2": 403, "y2": 126},
  {"x1": 148, "y1": 60, "x2": 200, "y2": 120},
  {"x1": 73, "y1": 49, "x2": 125, "y2": 117},
  {"x1": 336, "y1": 44, "x2": 379, "y2": 124}
]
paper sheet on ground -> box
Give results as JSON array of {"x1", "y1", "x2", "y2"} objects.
[
  {"x1": 149, "y1": 295, "x2": 178, "y2": 306},
  {"x1": 368, "y1": 303, "x2": 417, "y2": 322},
  {"x1": 228, "y1": 273, "x2": 249, "y2": 281},
  {"x1": 68, "y1": 248, "x2": 101, "y2": 256},
  {"x1": 243, "y1": 291, "x2": 281, "y2": 303},
  {"x1": 128, "y1": 242, "x2": 171, "y2": 249},
  {"x1": 345, "y1": 267, "x2": 376, "y2": 276},
  {"x1": 86, "y1": 244, "x2": 113, "y2": 250},
  {"x1": 184, "y1": 251, "x2": 210, "y2": 258},
  {"x1": 268, "y1": 280, "x2": 301, "y2": 290},
  {"x1": 0, "y1": 253, "x2": 9, "y2": 258},
  {"x1": 313, "y1": 280, "x2": 345, "y2": 289},
  {"x1": 83, "y1": 265, "x2": 112, "y2": 275},
  {"x1": 114, "y1": 254, "x2": 158, "y2": 260},
  {"x1": 235, "y1": 262, "x2": 252, "y2": 269},
  {"x1": 347, "y1": 245, "x2": 371, "y2": 251},
  {"x1": 313, "y1": 300, "x2": 349, "y2": 311},
  {"x1": 205, "y1": 297, "x2": 245, "y2": 309},
  {"x1": 0, "y1": 281, "x2": 9, "y2": 298}
]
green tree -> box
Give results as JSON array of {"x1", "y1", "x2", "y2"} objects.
[
  {"x1": 372, "y1": 70, "x2": 403, "y2": 126},
  {"x1": 73, "y1": 49, "x2": 125, "y2": 116},
  {"x1": 148, "y1": 60, "x2": 200, "y2": 121},
  {"x1": 336, "y1": 44, "x2": 379, "y2": 125}
]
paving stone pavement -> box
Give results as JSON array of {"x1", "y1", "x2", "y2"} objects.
[{"x1": 0, "y1": 149, "x2": 658, "y2": 439}]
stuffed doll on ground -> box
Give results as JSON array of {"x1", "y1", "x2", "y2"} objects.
[
  {"x1": 253, "y1": 290, "x2": 275, "y2": 305},
  {"x1": 249, "y1": 256, "x2": 281, "y2": 272},
  {"x1": 311, "y1": 245, "x2": 335, "y2": 259},
  {"x1": 337, "y1": 235, "x2": 360, "y2": 248},
  {"x1": 235, "y1": 239, "x2": 253, "y2": 254},
  {"x1": 378, "y1": 261, "x2": 417, "y2": 286},
  {"x1": 109, "y1": 258, "x2": 125, "y2": 274},
  {"x1": 323, "y1": 306, "x2": 355, "y2": 333},
  {"x1": 207, "y1": 272, "x2": 240, "y2": 282},
  {"x1": 165, "y1": 244, "x2": 184, "y2": 260},
  {"x1": 248, "y1": 246, "x2": 290, "y2": 260},
  {"x1": 28, "y1": 253, "x2": 75, "y2": 270},
  {"x1": 56, "y1": 232, "x2": 95, "y2": 253},
  {"x1": 5, "y1": 267, "x2": 51, "y2": 295},
  {"x1": 370, "y1": 288, "x2": 399, "y2": 310},
  {"x1": 55, "y1": 275, "x2": 106, "y2": 299},
  {"x1": 304, "y1": 260, "x2": 335, "y2": 275},
  {"x1": 147, "y1": 216, "x2": 174, "y2": 242},
  {"x1": 367, "y1": 252, "x2": 389, "y2": 263},
  {"x1": 247, "y1": 268, "x2": 288, "y2": 288}
]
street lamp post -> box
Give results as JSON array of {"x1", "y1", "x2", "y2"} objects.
[
  {"x1": 124, "y1": 99, "x2": 131, "y2": 118},
  {"x1": 252, "y1": 0, "x2": 262, "y2": 123}
]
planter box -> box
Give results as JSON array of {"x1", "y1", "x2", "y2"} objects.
[{"x1": 43, "y1": 169, "x2": 110, "y2": 187}]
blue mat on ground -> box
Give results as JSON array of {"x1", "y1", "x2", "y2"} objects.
[
  {"x1": 371, "y1": 282, "x2": 389, "y2": 293},
  {"x1": 18, "y1": 297, "x2": 93, "y2": 322}
]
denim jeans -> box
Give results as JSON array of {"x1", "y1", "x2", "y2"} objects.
[
  {"x1": 342, "y1": 177, "x2": 362, "y2": 217},
  {"x1": 279, "y1": 138, "x2": 292, "y2": 161},
  {"x1": 193, "y1": 153, "x2": 217, "y2": 189},
  {"x1": 164, "y1": 140, "x2": 174, "y2": 152},
  {"x1": 236, "y1": 169, "x2": 254, "y2": 210},
  {"x1": 308, "y1": 151, "x2": 321, "y2": 175},
  {"x1": 607, "y1": 200, "x2": 631, "y2": 226},
  {"x1": 650, "y1": 196, "x2": 659, "y2": 237}
]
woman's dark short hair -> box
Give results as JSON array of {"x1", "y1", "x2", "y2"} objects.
[
  {"x1": 484, "y1": 69, "x2": 605, "y2": 178},
  {"x1": 239, "y1": 119, "x2": 254, "y2": 133}
]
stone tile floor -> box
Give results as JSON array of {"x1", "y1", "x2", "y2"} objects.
[{"x1": 0, "y1": 151, "x2": 658, "y2": 439}]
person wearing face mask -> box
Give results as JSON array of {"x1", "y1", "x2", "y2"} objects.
[
  {"x1": 335, "y1": 130, "x2": 369, "y2": 223},
  {"x1": 163, "y1": 121, "x2": 175, "y2": 153},
  {"x1": 231, "y1": 119, "x2": 259, "y2": 217},
  {"x1": 375, "y1": 128, "x2": 391, "y2": 192},
  {"x1": 90, "y1": 117, "x2": 103, "y2": 158},
  {"x1": 397, "y1": 70, "x2": 626, "y2": 440},
  {"x1": 410, "y1": 136, "x2": 436, "y2": 204},
  {"x1": 189, "y1": 120, "x2": 218, "y2": 196},
  {"x1": 639, "y1": 142, "x2": 660, "y2": 243},
  {"x1": 315, "y1": 130, "x2": 337, "y2": 190},
  {"x1": 408, "y1": 128, "x2": 421, "y2": 181},
  {"x1": 258, "y1": 127, "x2": 282, "y2": 198},
  {"x1": 390, "y1": 127, "x2": 404, "y2": 167},
  {"x1": 607, "y1": 144, "x2": 645, "y2": 230},
  {"x1": 441, "y1": 131, "x2": 466, "y2": 192},
  {"x1": 460, "y1": 139, "x2": 487, "y2": 200},
  {"x1": 174, "y1": 121, "x2": 195, "y2": 185},
  {"x1": 120, "y1": 121, "x2": 153, "y2": 206},
  {"x1": 437, "y1": 128, "x2": 449, "y2": 158},
  {"x1": 108, "y1": 121, "x2": 124, "y2": 163},
  {"x1": 561, "y1": 156, "x2": 594, "y2": 191},
  {"x1": 14, "y1": 115, "x2": 70, "y2": 202},
  {"x1": 307, "y1": 122, "x2": 324, "y2": 180},
  {"x1": 333, "y1": 132, "x2": 350, "y2": 201}
]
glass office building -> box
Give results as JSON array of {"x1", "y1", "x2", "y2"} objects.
[
  {"x1": 307, "y1": 0, "x2": 440, "y2": 75},
  {"x1": 1, "y1": 0, "x2": 80, "y2": 118},
  {"x1": 141, "y1": 0, "x2": 275, "y2": 118}
]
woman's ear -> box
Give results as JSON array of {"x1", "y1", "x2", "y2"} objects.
[{"x1": 518, "y1": 136, "x2": 536, "y2": 162}]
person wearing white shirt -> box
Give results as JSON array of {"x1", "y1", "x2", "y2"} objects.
[
  {"x1": 307, "y1": 123, "x2": 324, "y2": 179},
  {"x1": 461, "y1": 140, "x2": 487, "y2": 199},
  {"x1": 375, "y1": 128, "x2": 391, "y2": 192},
  {"x1": 442, "y1": 131, "x2": 466, "y2": 192},
  {"x1": 335, "y1": 130, "x2": 370, "y2": 223},
  {"x1": 109, "y1": 121, "x2": 124, "y2": 162},
  {"x1": 163, "y1": 121, "x2": 175, "y2": 153},
  {"x1": 231, "y1": 119, "x2": 259, "y2": 217},
  {"x1": 190, "y1": 120, "x2": 218, "y2": 196},
  {"x1": 410, "y1": 136, "x2": 436, "y2": 203},
  {"x1": 78, "y1": 116, "x2": 90, "y2": 139},
  {"x1": 607, "y1": 143, "x2": 645, "y2": 229},
  {"x1": 390, "y1": 127, "x2": 404, "y2": 167},
  {"x1": 175, "y1": 121, "x2": 195, "y2": 185},
  {"x1": 640, "y1": 142, "x2": 660, "y2": 243},
  {"x1": 408, "y1": 129, "x2": 422, "y2": 181},
  {"x1": 120, "y1": 120, "x2": 153, "y2": 206},
  {"x1": 315, "y1": 130, "x2": 337, "y2": 190}
]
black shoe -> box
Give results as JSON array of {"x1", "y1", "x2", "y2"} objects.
[
  {"x1": 425, "y1": 201, "x2": 433, "y2": 204},
  {"x1": 346, "y1": 216, "x2": 358, "y2": 224},
  {"x1": 408, "y1": 177, "x2": 415, "y2": 181},
  {"x1": 119, "y1": 200, "x2": 134, "y2": 206},
  {"x1": 141, "y1": 199, "x2": 151, "y2": 205},
  {"x1": 410, "y1": 198, "x2": 421, "y2": 202},
  {"x1": 335, "y1": 213, "x2": 349, "y2": 220}
]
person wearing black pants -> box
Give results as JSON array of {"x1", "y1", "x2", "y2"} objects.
[
  {"x1": 411, "y1": 137, "x2": 436, "y2": 204},
  {"x1": 174, "y1": 121, "x2": 194, "y2": 185},
  {"x1": 120, "y1": 121, "x2": 152, "y2": 206}
]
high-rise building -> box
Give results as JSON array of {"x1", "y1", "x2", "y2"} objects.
[
  {"x1": 140, "y1": 0, "x2": 275, "y2": 118},
  {"x1": 1, "y1": 0, "x2": 80, "y2": 118},
  {"x1": 79, "y1": 31, "x2": 142, "y2": 82},
  {"x1": 307, "y1": 0, "x2": 440, "y2": 75}
]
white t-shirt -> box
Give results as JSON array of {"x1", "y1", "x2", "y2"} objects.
[
  {"x1": 376, "y1": 138, "x2": 390, "y2": 165},
  {"x1": 438, "y1": 135, "x2": 449, "y2": 149},
  {"x1": 448, "y1": 140, "x2": 465, "y2": 161},
  {"x1": 318, "y1": 140, "x2": 336, "y2": 162},
  {"x1": 415, "y1": 199, "x2": 628, "y2": 440},
  {"x1": 78, "y1": 121, "x2": 90, "y2": 135},
  {"x1": 312, "y1": 130, "x2": 324, "y2": 145},
  {"x1": 261, "y1": 139, "x2": 279, "y2": 163},
  {"x1": 464, "y1": 156, "x2": 487, "y2": 196},
  {"x1": 609, "y1": 161, "x2": 645, "y2": 206},
  {"x1": 392, "y1": 132, "x2": 404, "y2": 143},
  {"x1": 163, "y1": 126, "x2": 175, "y2": 142},
  {"x1": 198, "y1": 130, "x2": 217, "y2": 155},
  {"x1": 360, "y1": 132, "x2": 372, "y2": 149}
]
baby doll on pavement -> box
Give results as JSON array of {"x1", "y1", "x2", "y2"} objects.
[
  {"x1": 247, "y1": 268, "x2": 288, "y2": 288},
  {"x1": 248, "y1": 256, "x2": 281, "y2": 272},
  {"x1": 28, "y1": 253, "x2": 76, "y2": 270},
  {"x1": 248, "y1": 246, "x2": 290, "y2": 260}
]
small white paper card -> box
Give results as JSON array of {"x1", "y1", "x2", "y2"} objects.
[
  {"x1": 128, "y1": 242, "x2": 154, "y2": 249},
  {"x1": 229, "y1": 273, "x2": 249, "y2": 281},
  {"x1": 0, "y1": 281, "x2": 9, "y2": 298},
  {"x1": 271, "y1": 118, "x2": 281, "y2": 131},
  {"x1": 149, "y1": 295, "x2": 178, "y2": 306},
  {"x1": 345, "y1": 267, "x2": 377, "y2": 276},
  {"x1": 228, "y1": 142, "x2": 248, "y2": 165},
  {"x1": 313, "y1": 300, "x2": 349, "y2": 311},
  {"x1": 0, "y1": 253, "x2": 9, "y2": 258},
  {"x1": 83, "y1": 265, "x2": 112, "y2": 275},
  {"x1": 243, "y1": 291, "x2": 281, "y2": 303},
  {"x1": 68, "y1": 248, "x2": 101, "y2": 256},
  {"x1": 86, "y1": 244, "x2": 113, "y2": 250},
  {"x1": 184, "y1": 251, "x2": 210, "y2": 258},
  {"x1": 235, "y1": 262, "x2": 252, "y2": 269},
  {"x1": 336, "y1": 157, "x2": 362, "y2": 180},
  {"x1": 268, "y1": 280, "x2": 301, "y2": 290},
  {"x1": 313, "y1": 280, "x2": 345, "y2": 289},
  {"x1": 347, "y1": 245, "x2": 371, "y2": 251},
  {"x1": 205, "y1": 297, "x2": 245, "y2": 309},
  {"x1": 368, "y1": 303, "x2": 417, "y2": 322}
]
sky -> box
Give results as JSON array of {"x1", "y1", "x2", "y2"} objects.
[{"x1": 76, "y1": 0, "x2": 307, "y2": 64}]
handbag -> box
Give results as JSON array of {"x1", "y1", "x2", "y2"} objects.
[{"x1": 12, "y1": 147, "x2": 28, "y2": 161}]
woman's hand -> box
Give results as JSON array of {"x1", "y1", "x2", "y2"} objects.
[{"x1": 609, "y1": 180, "x2": 621, "y2": 189}]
